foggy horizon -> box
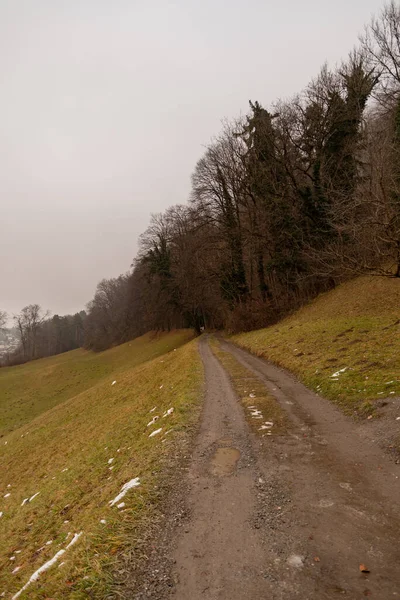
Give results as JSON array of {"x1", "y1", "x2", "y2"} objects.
[{"x1": 1, "y1": 0, "x2": 386, "y2": 319}]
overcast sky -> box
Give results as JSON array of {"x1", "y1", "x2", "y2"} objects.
[{"x1": 0, "y1": 0, "x2": 385, "y2": 318}]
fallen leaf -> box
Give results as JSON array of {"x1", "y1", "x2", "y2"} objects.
[
  {"x1": 314, "y1": 556, "x2": 320, "y2": 562},
  {"x1": 359, "y1": 564, "x2": 370, "y2": 573}
]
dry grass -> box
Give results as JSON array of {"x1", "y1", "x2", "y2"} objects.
[
  {"x1": 210, "y1": 338, "x2": 289, "y2": 436},
  {"x1": 0, "y1": 334, "x2": 202, "y2": 599},
  {"x1": 232, "y1": 276, "x2": 400, "y2": 416}
]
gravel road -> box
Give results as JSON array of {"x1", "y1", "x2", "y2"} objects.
[{"x1": 170, "y1": 336, "x2": 400, "y2": 599}]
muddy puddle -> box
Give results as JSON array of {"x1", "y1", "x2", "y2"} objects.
[{"x1": 210, "y1": 446, "x2": 241, "y2": 476}]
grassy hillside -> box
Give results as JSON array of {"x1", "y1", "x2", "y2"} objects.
[
  {"x1": 232, "y1": 276, "x2": 400, "y2": 415},
  {"x1": 0, "y1": 332, "x2": 202, "y2": 599},
  {"x1": 0, "y1": 330, "x2": 194, "y2": 436}
]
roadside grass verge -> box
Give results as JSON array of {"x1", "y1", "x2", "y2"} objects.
[
  {"x1": 231, "y1": 276, "x2": 400, "y2": 416},
  {"x1": 0, "y1": 337, "x2": 202, "y2": 599},
  {"x1": 0, "y1": 330, "x2": 194, "y2": 436},
  {"x1": 210, "y1": 338, "x2": 289, "y2": 437}
]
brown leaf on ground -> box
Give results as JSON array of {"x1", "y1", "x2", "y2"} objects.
[
  {"x1": 359, "y1": 564, "x2": 370, "y2": 573},
  {"x1": 314, "y1": 556, "x2": 320, "y2": 562}
]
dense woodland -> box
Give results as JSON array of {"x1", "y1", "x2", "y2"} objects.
[{"x1": 3, "y1": 3, "x2": 400, "y2": 359}]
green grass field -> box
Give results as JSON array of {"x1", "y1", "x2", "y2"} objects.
[
  {"x1": 0, "y1": 331, "x2": 202, "y2": 599},
  {"x1": 0, "y1": 330, "x2": 194, "y2": 436},
  {"x1": 232, "y1": 276, "x2": 400, "y2": 415}
]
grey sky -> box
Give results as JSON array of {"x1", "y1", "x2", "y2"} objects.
[{"x1": 0, "y1": 0, "x2": 384, "y2": 318}]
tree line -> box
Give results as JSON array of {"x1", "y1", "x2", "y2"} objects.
[
  {"x1": 0, "y1": 305, "x2": 85, "y2": 366},
  {"x1": 3, "y1": 3, "x2": 400, "y2": 359},
  {"x1": 84, "y1": 4, "x2": 400, "y2": 351}
]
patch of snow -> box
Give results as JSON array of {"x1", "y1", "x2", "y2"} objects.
[
  {"x1": 109, "y1": 478, "x2": 140, "y2": 506},
  {"x1": 396, "y1": 417, "x2": 400, "y2": 421},
  {"x1": 249, "y1": 393, "x2": 256, "y2": 398},
  {"x1": 65, "y1": 531, "x2": 83, "y2": 550},
  {"x1": 147, "y1": 416, "x2": 159, "y2": 427},
  {"x1": 111, "y1": 381, "x2": 117, "y2": 386},
  {"x1": 149, "y1": 428, "x2": 162, "y2": 438},
  {"x1": 331, "y1": 367, "x2": 348, "y2": 378},
  {"x1": 4, "y1": 493, "x2": 10, "y2": 498},
  {"x1": 63, "y1": 520, "x2": 69, "y2": 524},
  {"x1": 29, "y1": 492, "x2": 40, "y2": 503},
  {"x1": 15, "y1": 551, "x2": 21, "y2": 554},
  {"x1": 46, "y1": 540, "x2": 52, "y2": 546},
  {"x1": 250, "y1": 409, "x2": 263, "y2": 419},
  {"x1": 100, "y1": 519, "x2": 107, "y2": 524},
  {"x1": 109, "y1": 466, "x2": 114, "y2": 470},
  {"x1": 61, "y1": 468, "x2": 68, "y2": 473},
  {"x1": 260, "y1": 421, "x2": 274, "y2": 430},
  {"x1": 162, "y1": 408, "x2": 174, "y2": 418},
  {"x1": 386, "y1": 381, "x2": 394, "y2": 385},
  {"x1": 390, "y1": 391, "x2": 395, "y2": 394},
  {"x1": 159, "y1": 385, "x2": 163, "y2": 389},
  {"x1": 12, "y1": 567, "x2": 21, "y2": 574},
  {"x1": 7, "y1": 484, "x2": 11, "y2": 488},
  {"x1": 58, "y1": 562, "x2": 65, "y2": 568},
  {"x1": 10, "y1": 556, "x2": 16, "y2": 561},
  {"x1": 21, "y1": 498, "x2": 29, "y2": 508},
  {"x1": 12, "y1": 549, "x2": 66, "y2": 599},
  {"x1": 149, "y1": 406, "x2": 157, "y2": 413},
  {"x1": 0, "y1": 512, "x2": 3, "y2": 518},
  {"x1": 108, "y1": 458, "x2": 114, "y2": 464},
  {"x1": 117, "y1": 502, "x2": 125, "y2": 509}
]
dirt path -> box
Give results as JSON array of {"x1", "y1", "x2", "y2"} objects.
[{"x1": 170, "y1": 337, "x2": 400, "y2": 599}]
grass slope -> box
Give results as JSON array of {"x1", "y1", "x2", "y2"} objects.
[
  {"x1": 0, "y1": 330, "x2": 194, "y2": 436},
  {"x1": 232, "y1": 276, "x2": 400, "y2": 415},
  {"x1": 0, "y1": 332, "x2": 202, "y2": 599}
]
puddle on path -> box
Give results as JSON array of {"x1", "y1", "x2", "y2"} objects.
[{"x1": 210, "y1": 447, "x2": 241, "y2": 476}]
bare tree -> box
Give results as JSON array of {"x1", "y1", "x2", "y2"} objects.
[
  {"x1": 0, "y1": 310, "x2": 7, "y2": 332},
  {"x1": 13, "y1": 304, "x2": 49, "y2": 360},
  {"x1": 360, "y1": 1, "x2": 400, "y2": 104}
]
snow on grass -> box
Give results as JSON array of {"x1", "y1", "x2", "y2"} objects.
[
  {"x1": 149, "y1": 428, "x2": 162, "y2": 438},
  {"x1": 12, "y1": 532, "x2": 83, "y2": 599},
  {"x1": 107, "y1": 458, "x2": 114, "y2": 464},
  {"x1": 117, "y1": 502, "x2": 125, "y2": 509},
  {"x1": 109, "y1": 478, "x2": 140, "y2": 507},
  {"x1": 259, "y1": 421, "x2": 274, "y2": 430},
  {"x1": 331, "y1": 367, "x2": 348, "y2": 378},
  {"x1": 147, "y1": 416, "x2": 159, "y2": 427},
  {"x1": 249, "y1": 408, "x2": 263, "y2": 419},
  {"x1": 162, "y1": 408, "x2": 174, "y2": 418},
  {"x1": 149, "y1": 406, "x2": 157, "y2": 413},
  {"x1": 111, "y1": 381, "x2": 116, "y2": 386},
  {"x1": 29, "y1": 492, "x2": 40, "y2": 503}
]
